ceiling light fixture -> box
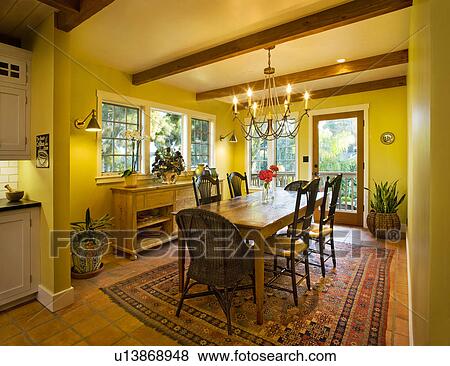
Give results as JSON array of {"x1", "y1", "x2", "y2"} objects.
[
  {"x1": 232, "y1": 46, "x2": 310, "y2": 141},
  {"x1": 336, "y1": 58, "x2": 346, "y2": 63}
]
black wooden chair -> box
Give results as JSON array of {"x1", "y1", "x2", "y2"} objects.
[
  {"x1": 307, "y1": 174, "x2": 343, "y2": 277},
  {"x1": 284, "y1": 180, "x2": 309, "y2": 192},
  {"x1": 264, "y1": 178, "x2": 320, "y2": 306},
  {"x1": 175, "y1": 208, "x2": 255, "y2": 335},
  {"x1": 192, "y1": 175, "x2": 221, "y2": 206},
  {"x1": 227, "y1": 172, "x2": 250, "y2": 198}
]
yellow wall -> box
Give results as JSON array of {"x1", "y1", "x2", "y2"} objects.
[
  {"x1": 19, "y1": 17, "x2": 72, "y2": 294},
  {"x1": 67, "y1": 44, "x2": 235, "y2": 222},
  {"x1": 234, "y1": 86, "x2": 408, "y2": 222},
  {"x1": 408, "y1": 0, "x2": 450, "y2": 345},
  {"x1": 20, "y1": 17, "x2": 56, "y2": 293}
]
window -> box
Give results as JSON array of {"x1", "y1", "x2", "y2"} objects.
[
  {"x1": 191, "y1": 118, "x2": 210, "y2": 167},
  {"x1": 250, "y1": 137, "x2": 268, "y2": 177},
  {"x1": 247, "y1": 119, "x2": 298, "y2": 187},
  {"x1": 150, "y1": 109, "x2": 183, "y2": 164},
  {"x1": 101, "y1": 102, "x2": 140, "y2": 174},
  {"x1": 97, "y1": 91, "x2": 216, "y2": 180}
]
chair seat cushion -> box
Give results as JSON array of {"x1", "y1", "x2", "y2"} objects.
[
  {"x1": 265, "y1": 235, "x2": 308, "y2": 257},
  {"x1": 309, "y1": 223, "x2": 333, "y2": 238}
]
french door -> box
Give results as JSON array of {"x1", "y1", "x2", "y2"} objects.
[{"x1": 312, "y1": 111, "x2": 364, "y2": 226}]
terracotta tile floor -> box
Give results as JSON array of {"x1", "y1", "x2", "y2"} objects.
[{"x1": 0, "y1": 226, "x2": 409, "y2": 346}]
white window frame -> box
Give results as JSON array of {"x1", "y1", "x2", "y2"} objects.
[
  {"x1": 95, "y1": 90, "x2": 216, "y2": 184},
  {"x1": 245, "y1": 113, "x2": 299, "y2": 188}
]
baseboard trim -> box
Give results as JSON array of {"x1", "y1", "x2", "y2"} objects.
[
  {"x1": 37, "y1": 285, "x2": 74, "y2": 312},
  {"x1": 405, "y1": 234, "x2": 414, "y2": 345}
]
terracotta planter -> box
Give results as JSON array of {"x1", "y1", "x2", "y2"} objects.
[
  {"x1": 124, "y1": 173, "x2": 138, "y2": 188},
  {"x1": 367, "y1": 210, "x2": 401, "y2": 239}
]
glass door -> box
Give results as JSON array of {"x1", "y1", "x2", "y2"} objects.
[{"x1": 312, "y1": 111, "x2": 364, "y2": 226}]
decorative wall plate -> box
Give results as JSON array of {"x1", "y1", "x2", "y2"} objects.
[{"x1": 380, "y1": 132, "x2": 395, "y2": 145}]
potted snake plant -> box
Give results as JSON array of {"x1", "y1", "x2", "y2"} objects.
[
  {"x1": 70, "y1": 208, "x2": 113, "y2": 278},
  {"x1": 366, "y1": 180, "x2": 406, "y2": 239}
]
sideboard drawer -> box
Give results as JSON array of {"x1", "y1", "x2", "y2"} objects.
[
  {"x1": 144, "y1": 190, "x2": 174, "y2": 209},
  {"x1": 176, "y1": 187, "x2": 194, "y2": 201}
]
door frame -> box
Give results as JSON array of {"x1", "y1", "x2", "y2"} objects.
[{"x1": 308, "y1": 104, "x2": 369, "y2": 227}]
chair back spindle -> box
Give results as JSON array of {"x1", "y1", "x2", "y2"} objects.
[
  {"x1": 192, "y1": 175, "x2": 221, "y2": 206},
  {"x1": 227, "y1": 172, "x2": 250, "y2": 198}
]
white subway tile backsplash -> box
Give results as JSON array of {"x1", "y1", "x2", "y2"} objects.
[
  {"x1": 8, "y1": 174, "x2": 18, "y2": 182},
  {"x1": 0, "y1": 167, "x2": 18, "y2": 175},
  {"x1": 0, "y1": 162, "x2": 19, "y2": 199}
]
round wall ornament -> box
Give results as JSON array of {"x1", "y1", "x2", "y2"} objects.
[{"x1": 380, "y1": 132, "x2": 395, "y2": 145}]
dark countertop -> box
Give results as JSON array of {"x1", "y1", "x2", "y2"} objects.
[{"x1": 0, "y1": 199, "x2": 41, "y2": 212}]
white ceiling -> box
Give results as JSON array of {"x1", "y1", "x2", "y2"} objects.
[
  {"x1": 0, "y1": 0, "x2": 410, "y2": 100},
  {"x1": 0, "y1": 0, "x2": 53, "y2": 40}
]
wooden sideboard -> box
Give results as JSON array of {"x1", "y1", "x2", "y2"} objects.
[{"x1": 111, "y1": 179, "x2": 223, "y2": 260}]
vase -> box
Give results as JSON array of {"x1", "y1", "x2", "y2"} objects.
[
  {"x1": 210, "y1": 167, "x2": 218, "y2": 178},
  {"x1": 124, "y1": 173, "x2": 138, "y2": 188},
  {"x1": 195, "y1": 164, "x2": 205, "y2": 176},
  {"x1": 162, "y1": 172, "x2": 177, "y2": 184},
  {"x1": 261, "y1": 183, "x2": 270, "y2": 202}
]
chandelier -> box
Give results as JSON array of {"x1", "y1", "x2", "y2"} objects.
[{"x1": 232, "y1": 46, "x2": 310, "y2": 141}]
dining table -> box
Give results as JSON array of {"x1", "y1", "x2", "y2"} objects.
[{"x1": 175, "y1": 188, "x2": 324, "y2": 325}]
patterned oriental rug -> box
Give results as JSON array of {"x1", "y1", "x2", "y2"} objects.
[{"x1": 102, "y1": 242, "x2": 393, "y2": 346}]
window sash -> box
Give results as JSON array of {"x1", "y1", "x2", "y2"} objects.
[{"x1": 101, "y1": 102, "x2": 141, "y2": 174}]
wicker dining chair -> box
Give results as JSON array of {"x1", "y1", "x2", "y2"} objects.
[
  {"x1": 192, "y1": 175, "x2": 221, "y2": 206},
  {"x1": 175, "y1": 208, "x2": 255, "y2": 335},
  {"x1": 226, "y1": 172, "x2": 250, "y2": 198},
  {"x1": 307, "y1": 174, "x2": 343, "y2": 277},
  {"x1": 264, "y1": 178, "x2": 320, "y2": 306}
]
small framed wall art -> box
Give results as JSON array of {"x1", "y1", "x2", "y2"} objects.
[{"x1": 36, "y1": 134, "x2": 50, "y2": 168}]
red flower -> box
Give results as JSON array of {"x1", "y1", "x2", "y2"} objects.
[
  {"x1": 269, "y1": 165, "x2": 279, "y2": 172},
  {"x1": 258, "y1": 169, "x2": 274, "y2": 183}
]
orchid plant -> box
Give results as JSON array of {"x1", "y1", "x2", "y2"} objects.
[{"x1": 121, "y1": 130, "x2": 150, "y2": 178}]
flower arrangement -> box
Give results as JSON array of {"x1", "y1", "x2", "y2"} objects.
[
  {"x1": 121, "y1": 130, "x2": 149, "y2": 178},
  {"x1": 258, "y1": 165, "x2": 279, "y2": 189},
  {"x1": 152, "y1": 147, "x2": 185, "y2": 183}
]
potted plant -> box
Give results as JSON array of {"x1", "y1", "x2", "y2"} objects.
[
  {"x1": 151, "y1": 147, "x2": 185, "y2": 184},
  {"x1": 258, "y1": 165, "x2": 278, "y2": 202},
  {"x1": 121, "y1": 130, "x2": 149, "y2": 188},
  {"x1": 366, "y1": 180, "x2": 406, "y2": 239},
  {"x1": 70, "y1": 208, "x2": 113, "y2": 278}
]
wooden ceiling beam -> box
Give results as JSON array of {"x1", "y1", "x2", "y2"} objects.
[
  {"x1": 197, "y1": 49, "x2": 408, "y2": 100},
  {"x1": 238, "y1": 76, "x2": 407, "y2": 110},
  {"x1": 53, "y1": 0, "x2": 116, "y2": 32},
  {"x1": 36, "y1": 0, "x2": 80, "y2": 14},
  {"x1": 132, "y1": 0, "x2": 413, "y2": 85}
]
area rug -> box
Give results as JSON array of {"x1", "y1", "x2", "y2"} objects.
[{"x1": 102, "y1": 242, "x2": 393, "y2": 346}]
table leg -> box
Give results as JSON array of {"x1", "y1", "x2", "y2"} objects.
[
  {"x1": 254, "y1": 235, "x2": 265, "y2": 325},
  {"x1": 178, "y1": 239, "x2": 185, "y2": 293}
]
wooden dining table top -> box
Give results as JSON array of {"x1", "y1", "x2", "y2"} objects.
[{"x1": 174, "y1": 188, "x2": 324, "y2": 231}]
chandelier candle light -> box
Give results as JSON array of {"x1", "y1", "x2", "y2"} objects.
[{"x1": 232, "y1": 46, "x2": 311, "y2": 141}]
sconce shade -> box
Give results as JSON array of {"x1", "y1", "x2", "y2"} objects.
[
  {"x1": 85, "y1": 113, "x2": 101, "y2": 132},
  {"x1": 229, "y1": 132, "x2": 238, "y2": 143}
]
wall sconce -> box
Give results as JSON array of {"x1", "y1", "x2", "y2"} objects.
[
  {"x1": 74, "y1": 109, "x2": 101, "y2": 132},
  {"x1": 219, "y1": 131, "x2": 238, "y2": 143}
]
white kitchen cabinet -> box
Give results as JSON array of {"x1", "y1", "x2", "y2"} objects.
[
  {"x1": 0, "y1": 204, "x2": 40, "y2": 309},
  {"x1": 0, "y1": 42, "x2": 31, "y2": 160}
]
